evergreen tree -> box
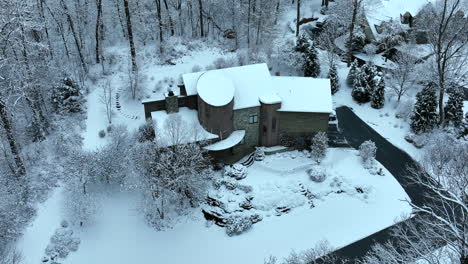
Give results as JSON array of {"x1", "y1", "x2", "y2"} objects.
[
  {"x1": 328, "y1": 64, "x2": 340, "y2": 94},
  {"x1": 444, "y1": 89, "x2": 464, "y2": 127},
  {"x1": 352, "y1": 63, "x2": 378, "y2": 103},
  {"x1": 304, "y1": 44, "x2": 320, "y2": 78},
  {"x1": 371, "y1": 77, "x2": 385, "y2": 109},
  {"x1": 295, "y1": 34, "x2": 311, "y2": 53},
  {"x1": 347, "y1": 59, "x2": 359, "y2": 86},
  {"x1": 410, "y1": 84, "x2": 439, "y2": 134}
]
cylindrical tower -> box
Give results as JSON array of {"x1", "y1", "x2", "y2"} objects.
[{"x1": 197, "y1": 72, "x2": 235, "y2": 139}]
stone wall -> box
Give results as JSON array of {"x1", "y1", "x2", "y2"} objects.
[{"x1": 232, "y1": 106, "x2": 260, "y2": 154}]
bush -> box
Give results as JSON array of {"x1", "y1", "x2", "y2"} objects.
[
  {"x1": 106, "y1": 125, "x2": 113, "y2": 133},
  {"x1": 310, "y1": 132, "x2": 328, "y2": 163},
  {"x1": 254, "y1": 147, "x2": 265, "y2": 161},
  {"x1": 137, "y1": 119, "x2": 156, "y2": 143},
  {"x1": 359, "y1": 140, "x2": 377, "y2": 167},
  {"x1": 225, "y1": 215, "x2": 253, "y2": 236},
  {"x1": 191, "y1": 64, "x2": 202, "y2": 73},
  {"x1": 98, "y1": 130, "x2": 106, "y2": 138},
  {"x1": 224, "y1": 164, "x2": 248, "y2": 180},
  {"x1": 307, "y1": 166, "x2": 328, "y2": 183}
]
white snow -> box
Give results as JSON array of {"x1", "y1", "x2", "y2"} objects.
[
  {"x1": 17, "y1": 149, "x2": 411, "y2": 264},
  {"x1": 151, "y1": 107, "x2": 218, "y2": 146},
  {"x1": 273, "y1": 77, "x2": 333, "y2": 113},
  {"x1": 203, "y1": 130, "x2": 246, "y2": 151},
  {"x1": 197, "y1": 71, "x2": 235, "y2": 106},
  {"x1": 183, "y1": 63, "x2": 333, "y2": 113},
  {"x1": 183, "y1": 63, "x2": 273, "y2": 110},
  {"x1": 259, "y1": 92, "x2": 282, "y2": 105}
]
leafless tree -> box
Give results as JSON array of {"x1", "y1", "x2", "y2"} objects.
[
  {"x1": 99, "y1": 80, "x2": 113, "y2": 124},
  {"x1": 362, "y1": 133, "x2": 468, "y2": 264},
  {"x1": 387, "y1": 47, "x2": 418, "y2": 102},
  {"x1": 417, "y1": 0, "x2": 468, "y2": 125}
]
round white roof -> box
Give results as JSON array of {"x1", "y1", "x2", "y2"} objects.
[{"x1": 197, "y1": 71, "x2": 235, "y2": 107}]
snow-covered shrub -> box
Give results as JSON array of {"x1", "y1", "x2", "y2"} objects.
[
  {"x1": 44, "y1": 221, "x2": 81, "y2": 261},
  {"x1": 329, "y1": 177, "x2": 343, "y2": 188},
  {"x1": 106, "y1": 125, "x2": 113, "y2": 133},
  {"x1": 307, "y1": 166, "x2": 328, "y2": 183},
  {"x1": 359, "y1": 140, "x2": 377, "y2": 167},
  {"x1": 310, "y1": 132, "x2": 328, "y2": 163},
  {"x1": 346, "y1": 28, "x2": 366, "y2": 52},
  {"x1": 254, "y1": 147, "x2": 265, "y2": 161},
  {"x1": 395, "y1": 100, "x2": 413, "y2": 121},
  {"x1": 225, "y1": 215, "x2": 253, "y2": 236},
  {"x1": 137, "y1": 119, "x2": 156, "y2": 143},
  {"x1": 98, "y1": 130, "x2": 106, "y2": 138},
  {"x1": 191, "y1": 64, "x2": 202, "y2": 73},
  {"x1": 363, "y1": 43, "x2": 378, "y2": 56},
  {"x1": 51, "y1": 77, "x2": 83, "y2": 113},
  {"x1": 212, "y1": 57, "x2": 227, "y2": 69},
  {"x1": 237, "y1": 184, "x2": 253, "y2": 193},
  {"x1": 224, "y1": 164, "x2": 248, "y2": 180}
]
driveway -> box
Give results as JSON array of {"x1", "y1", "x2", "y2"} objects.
[{"x1": 325, "y1": 106, "x2": 435, "y2": 262}]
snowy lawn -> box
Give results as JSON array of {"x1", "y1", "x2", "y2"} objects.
[{"x1": 17, "y1": 148, "x2": 411, "y2": 264}]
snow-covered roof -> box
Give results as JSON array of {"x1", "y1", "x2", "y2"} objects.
[
  {"x1": 203, "y1": 130, "x2": 245, "y2": 151},
  {"x1": 182, "y1": 63, "x2": 332, "y2": 113},
  {"x1": 151, "y1": 107, "x2": 218, "y2": 147},
  {"x1": 365, "y1": 0, "x2": 434, "y2": 38},
  {"x1": 183, "y1": 63, "x2": 272, "y2": 110},
  {"x1": 272, "y1": 77, "x2": 333, "y2": 113},
  {"x1": 197, "y1": 71, "x2": 235, "y2": 106},
  {"x1": 259, "y1": 92, "x2": 282, "y2": 105}
]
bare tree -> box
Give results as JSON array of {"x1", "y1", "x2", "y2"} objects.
[
  {"x1": 123, "y1": 0, "x2": 138, "y2": 88},
  {"x1": 295, "y1": 0, "x2": 301, "y2": 37},
  {"x1": 417, "y1": 0, "x2": 468, "y2": 125},
  {"x1": 99, "y1": 80, "x2": 113, "y2": 125},
  {"x1": 362, "y1": 133, "x2": 468, "y2": 264},
  {"x1": 388, "y1": 48, "x2": 418, "y2": 102}
]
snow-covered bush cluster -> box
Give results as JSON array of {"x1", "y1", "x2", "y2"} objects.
[
  {"x1": 307, "y1": 166, "x2": 328, "y2": 183},
  {"x1": 224, "y1": 164, "x2": 248, "y2": 180},
  {"x1": 225, "y1": 215, "x2": 254, "y2": 236},
  {"x1": 43, "y1": 221, "x2": 80, "y2": 262},
  {"x1": 137, "y1": 119, "x2": 156, "y2": 143},
  {"x1": 254, "y1": 147, "x2": 266, "y2": 161}
]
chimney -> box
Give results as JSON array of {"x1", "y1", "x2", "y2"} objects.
[{"x1": 165, "y1": 90, "x2": 179, "y2": 113}]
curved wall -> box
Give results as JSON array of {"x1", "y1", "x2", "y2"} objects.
[{"x1": 198, "y1": 96, "x2": 234, "y2": 139}]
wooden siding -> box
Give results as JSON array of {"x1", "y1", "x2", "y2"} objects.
[{"x1": 278, "y1": 112, "x2": 329, "y2": 137}]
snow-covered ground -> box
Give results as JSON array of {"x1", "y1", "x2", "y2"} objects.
[{"x1": 17, "y1": 149, "x2": 411, "y2": 264}]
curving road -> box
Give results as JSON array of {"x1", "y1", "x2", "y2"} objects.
[{"x1": 323, "y1": 106, "x2": 434, "y2": 263}]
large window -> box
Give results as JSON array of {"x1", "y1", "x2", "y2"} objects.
[
  {"x1": 248, "y1": 114, "x2": 258, "y2": 124},
  {"x1": 272, "y1": 117, "x2": 277, "y2": 131}
]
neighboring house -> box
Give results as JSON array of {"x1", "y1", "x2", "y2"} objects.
[
  {"x1": 360, "y1": 0, "x2": 433, "y2": 43},
  {"x1": 142, "y1": 63, "x2": 332, "y2": 162}
]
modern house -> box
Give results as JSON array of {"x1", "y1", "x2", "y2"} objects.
[{"x1": 142, "y1": 63, "x2": 332, "y2": 161}]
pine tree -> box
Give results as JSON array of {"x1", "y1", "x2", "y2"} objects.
[
  {"x1": 304, "y1": 44, "x2": 320, "y2": 78},
  {"x1": 444, "y1": 89, "x2": 464, "y2": 127},
  {"x1": 410, "y1": 84, "x2": 439, "y2": 134},
  {"x1": 295, "y1": 34, "x2": 310, "y2": 53},
  {"x1": 328, "y1": 64, "x2": 340, "y2": 94},
  {"x1": 371, "y1": 77, "x2": 385, "y2": 109},
  {"x1": 347, "y1": 59, "x2": 359, "y2": 86},
  {"x1": 352, "y1": 63, "x2": 378, "y2": 103}
]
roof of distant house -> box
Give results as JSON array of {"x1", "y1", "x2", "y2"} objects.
[{"x1": 182, "y1": 63, "x2": 333, "y2": 113}]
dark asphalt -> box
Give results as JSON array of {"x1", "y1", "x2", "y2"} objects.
[{"x1": 322, "y1": 106, "x2": 434, "y2": 263}]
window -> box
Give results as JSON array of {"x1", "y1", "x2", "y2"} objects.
[
  {"x1": 263, "y1": 125, "x2": 267, "y2": 136},
  {"x1": 272, "y1": 117, "x2": 276, "y2": 131},
  {"x1": 249, "y1": 114, "x2": 258, "y2": 124}
]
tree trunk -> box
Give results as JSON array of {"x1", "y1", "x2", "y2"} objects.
[
  {"x1": 95, "y1": 0, "x2": 103, "y2": 63},
  {"x1": 114, "y1": 0, "x2": 127, "y2": 38},
  {"x1": 296, "y1": 0, "x2": 300, "y2": 36},
  {"x1": 0, "y1": 99, "x2": 26, "y2": 177},
  {"x1": 61, "y1": 0, "x2": 88, "y2": 73},
  {"x1": 155, "y1": 0, "x2": 164, "y2": 53},
  {"x1": 247, "y1": 0, "x2": 251, "y2": 48},
  {"x1": 347, "y1": 0, "x2": 359, "y2": 66},
  {"x1": 163, "y1": 0, "x2": 175, "y2": 36},
  {"x1": 123, "y1": 0, "x2": 138, "y2": 73},
  {"x1": 198, "y1": 0, "x2": 204, "y2": 37}
]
